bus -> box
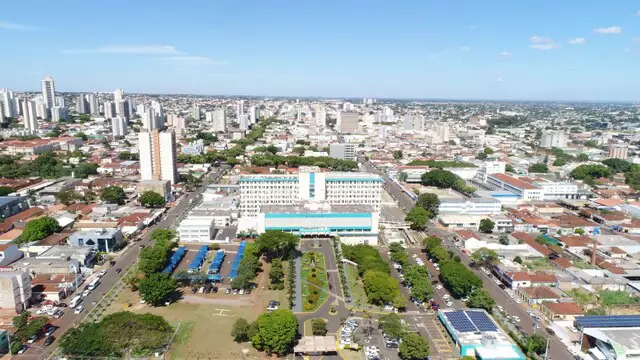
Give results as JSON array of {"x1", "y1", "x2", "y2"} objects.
[
  {"x1": 69, "y1": 295, "x2": 82, "y2": 308},
  {"x1": 87, "y1": 278, "x2": 100, "y2": 291}
]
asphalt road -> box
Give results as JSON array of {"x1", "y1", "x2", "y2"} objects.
[
  {"x1": 20, "y1": 168, "x2": 226, "y2": 359},
  {"x1": 358, "y1": 156, "x2": 416, "y2": 212},
  {"x1": 429, "y1": 225, "x2": 573, "y2": 360}
]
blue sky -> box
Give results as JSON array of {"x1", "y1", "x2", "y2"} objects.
[{"x1": 2, "y1": 1, "x2": 639, "y2": 101}]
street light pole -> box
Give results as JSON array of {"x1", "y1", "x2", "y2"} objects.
[{"x1": 543, "y1": 337, "x2": 550, "y2": 360}]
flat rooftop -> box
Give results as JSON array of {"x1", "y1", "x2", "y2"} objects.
[{"x1": 584, "y1": 327, "x2": 640, "y2": 356}]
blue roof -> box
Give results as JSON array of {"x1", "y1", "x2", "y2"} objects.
[
  {"x1": 576, "y1": 315, "x2": 640, "y2": 329},
  {"x1": 443, "y1": 310, "x2": 498, "y2": 333},
  {"x1": 228, "y1": 242, "x2": 247, "y2": 279},
  {"x1": 0, "y1": 196, "x2": 22, "y2": 206}
]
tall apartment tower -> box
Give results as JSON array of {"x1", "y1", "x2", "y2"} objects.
[
  {"x1": 210, "y1": 108, "x2": 226, "y2": 132},
  {"x1": 104, "y1": 101, "x2": 116, "y2": 119},
  {"x1": 1, "y1": 89, "x2": 15, "y2": 118},
  {"x1": 76, "y1": 94, "x2": 88, "y2": 114},
  {"x1": 22, "y1": 100, "x2": 38, "y2": 131},
  {"x1": 41, "y1": 76, "x2": 56, "y2": 110},
  {"x1": 139, "y1": 130, "x2": 178, "y2": 185},
  {"x1": 609, "y1": 142, "x2": 629, "y2": 160},
  {"x1": 86, "y1": 94, "x2": 99, "y2": 115},
  {"x1": 337, "y1": 111, "x2": 359, "y2": 133},
  {"x1": 191, "y1": 104, "x2": 201, "y2": 120},
  {"x1": 142, "y1": 110, "x2": 163, "y2": 131},
  {"x1": 315, "y1": 105, "x2": 326, "y2": 127},
  {"x1": 236, "y1": 100, "x2": 244, "y2": 118},
  {"x1": 114, "y1": 88, "x2": 124, "y2": 103},
  {"x1": 112, "y1": 116, "x2": 128, "y2": 137},
  {"x1": 540, "y1": 131, "x2": 568, "y2": 148}
]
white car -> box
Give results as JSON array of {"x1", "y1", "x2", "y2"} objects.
[
  {"x1": 446, "y1": 301, "x2": 454, "y2": 307},
  {"x1": 512, "y1": 316, "x2": 520, "y2": 323},
  {"x1": 495, "y1": 279, "x2": 501, "y2": 285},
  {"x1": 74, "y1": 305, "x2": 84, "y2": 314},
  {"x1": 82, "y1": 289, "x2": 91, "y2": 297},
  {"x1": 515, "y1": 298, "x2": 522, "y2": 303},
  {"x1": 435, "y1": 284, "x2": 443, "y2": 290},
  {"x1": 497, "y1": 305, "x2": 504, "y2": 312},
  {"x1": 99, "y1": 270, "x2": 107, "y2": 277},
  {"x1": 461, "y1": 297, "x2": 469, "y2": 302}
]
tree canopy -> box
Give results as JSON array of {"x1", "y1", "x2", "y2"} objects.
[
  {"x1": 138, "y1": 273, "x2": 178, "y2": 306},
  {"x1": 378, "y1": 313, "x2": 405, "y2": 339},
  {"x1": 398, "y1": 332, "x2": 430, "y2": 360},
  {"x1": 101, "y1": 186, "x2": 126, "y2": 205},
  {"x1": 0, "y1": 186, "x2": 14, "y2": 196},
  {"x1": 19, "y1": 216, "x2": 61, "y2": 244},
  {"x1": 421, "y1": 169, "x2": 475, "y2": 194},
  {"x1": 479, "y1": 218, "x2": 495, "y2": 233},
  {"x1": 416, "y1": 193, "x2": 440, "y2": 218},
  {"x1": 570, "y1": 164, "x2": 612, "y2": 180},
  {"x1": 528, "y1": 163, "x2": 549, "y2": 173},
  {"x1": 255, "y1": 231, "x2": 299, "y2": 260},
  {"x1": 422, "y1": 236, "x2": 442, "y2": 252},
  {"x1": 602, "y1": 158, "x2": 633, "y2": 173},
  {"x1": 250, "y1": 309, "x2": 298, "y2": 356},
  {"x1": 471, "y1": 247, "x2": 498, "y2": 266},
  {"x1": 439, "y1": 262, "x2": 483, "y2": 298},
  {"x1": 139, "y1": 191, "x2": 166, "y2": 208},
  {"x1": 467, "y1": 289, "x2": 496, "y2": 311},
  {"x1": 363, "y1": 270, "x2": 404, "y2": 307},
  {"x1": 405, "y1": 206, "x2": 430, "y2": 230}
]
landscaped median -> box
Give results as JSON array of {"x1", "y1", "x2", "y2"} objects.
[{"x1": 301, "y1": 251, "x2": 329, "y2": 312}]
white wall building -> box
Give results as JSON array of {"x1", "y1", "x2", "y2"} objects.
[
  {"x1": 86, "y1": 93, "x2": 99, "y2": 115},
  {"x1": 51, "y1": 106, "x2": 67, "y2": 122},
  {"x1": 337, "y1": 111, "x2": 359, "y2": 133},
  {"x1": 112, "y1": 116, "x2": 128, "y2": 137},
  {"x1": 1, "y1": 89, "x2": 15, "y2": 118},
  {"x1": 0, "y1": 268, "x2": 32, "y2": 312},
  {"x1": 329, "y1": 143, "x2": 356, "y2": 161},
  {"x1": 139, "y1": 130, "x2": 178, "y2": 184},
  {"x1": 177, "y1": 217, "x2": 215, "y2": 243},
  {"x1": 22, "y1": 100, "x2": 38, "y2": 132},
  {"x1": 41, "y1": 76, "x2": 55, "y2": 110},
  {"x1": 532, "y1": 180, "x2": 579, "y2": 200},
  {"x1": 315, "y1": 105, "x2": 326, "y2": 127},
  {"x1": 239, "y1": 167, "x2": 382, "y2": 217},
  {"x1": 104, "y1": 101, "x2": 116, "y2": 119},
  {"x1": 209, "y1": 108, "x2": 226, "y2": 132},
  {"x1": 540, "y1": 131, "x2": 568, "y2": 148},
  {"x1": 475, "y1": 161, "x2": 506, "y2": 183},
  {"x1": 439, "y1": 198, "x2": 502, "y2": 216},
  {"x1": 486, "y1": 173, "x2": 544, "y2": 201}
]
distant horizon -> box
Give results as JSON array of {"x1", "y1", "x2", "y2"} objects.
[{"x1": 8, "y1": 88, "x2": 640, "y2": 105}]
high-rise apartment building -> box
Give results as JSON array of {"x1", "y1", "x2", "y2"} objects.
[
  {"x1": 403, "y1": 115, "x2": 413, "y2": 131},
  {"x1": 540, "y1": 131, "x2": 568, "y2": 148},
  {"x1": 104, "y1": 101, "x2": 116, "y2": 119},
  {"x1": 35, "y1": 101, "x2": 47, "y2": 120},
  {"x1": 137, "y1": 104, "x2": 146, "y2": 116},
  {"x1": 55, "y1": 96, "x2": 65, "y2": 108},
  {"x1": 152, "y1": 100, "x2": 164, "y2": 119},
  {"x1": 329, "y1": 143, "x2": 356, "y2": 161},
  {"x1": 239, "y1": 168, "x2": 382, "y2": 217},
  {"x1": 1, "y1": 89, "x2": 15, "y2": 118},
  {"x1": 86, "y1": 94, "x2": 99, "y2": 115},
  {"x1": 436, "y1": 123, "x2": 450, "y2": 143},
  {"x1": 609, "y1": 142, "x2": 629, "y2": 160},
  {"x1": 337, "y1": 111, "x2": 359, "y2": 133},
  {"x1": 236, "y1": 100, "x2": 244, "y2": 118},
  {"x1": 239, "y1": 114, "x2": 249, "y2": 131},
  {"x1": 173, "y1": 117, "x2": 186, "y2": 138},
  {"x1": 41, "y1": 76, "x2": 56, "y2": 110},
  {"x1": 142, "y1": 110, "x2": 163, "y2": 131},
  {"x1": 22, "y1": 100, "x2": 38, "y2": 131},
  {"x1": 51, "y1": 106, "x2": 67, "y2": 122},
  {"x1": 315, "y1": 105, "x2": 326, "y2": 127},
  {"x1": 112, "y1": 116, "x2": 128, "y2": 137},
  {"x1": 114, "y1": 88, "x2": 124, "y2": 103},
  {"x1": 76, "y1": 94, "x2": 88, "y2": 114},
  {"x1": 139, "y1": 130, "x2": 178, "y2": 185},
  {"x1": 209, "y1": 109, "x2": 226, "y2": 132},
  {"x1": 191, "y1": 104, "x2": 201, "y2": 120}
]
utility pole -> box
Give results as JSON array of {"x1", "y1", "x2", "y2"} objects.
[{"x1": 544, "y1": 337, "x2": 550, "y2": 360}]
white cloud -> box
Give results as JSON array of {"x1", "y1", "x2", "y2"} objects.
[
  {"x1": 459, "y1": 46, "x2": 472, "y2": 52},
  {"x1": 62, "y1": 45, "x2": 180, "y2": 55},
  {"x1": 160, "y1": 56, "x2": 226, "y2": 65},
  {"x1": 568, "y1": 37, "x2": 586, "y2": 45},
  {"x1": 496, "y1": 51, "x2": 512, "y2": 59},
  {"x1": 494, "y1": 77, "x2": 504, "y2": 83},
  {"x1": 0, "y1": 21, "x2": 40, "y2": 30},
  {"x1": 528, "y1": 36, "x2": 560, "y2": 50},
  {"x1": 593, "y1": 26, "x2": 622, "y2": 34}
]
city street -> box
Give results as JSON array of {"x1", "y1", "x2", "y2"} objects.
[{"x1": 18, "y1": 168, "x2": 226, "y2": 359}]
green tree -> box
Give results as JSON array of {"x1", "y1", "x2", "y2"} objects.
[
  {"x1": 393, "y1": 150, "x2": 403, "y2": 160},
  {"x1": 138, "y1": 273, "x2": 177, "y2": 306},
  {"x1": 101, "y1": 186, "x2": 126, "y2": 205},
  {"x1": 151, "y1": 229, "x2": 177, "y2": 244},
  {"x1": 475, "y1": 152, "x2": 488, "y2": 160},
  {"x1": 363, "y1": 270, "x2": 403, "y2": 306},
  {"x1": 483, "y1": 147, "x2": 494, "y2": 155},
  {"x1": 471, "y1": 248, "x2": 498, "y2": 267},
  {"x1": 416, "y1": 193, "x2": 440, "y2": 218},
  {"x1": 20, "y1": 217, "x2": 61, "y2": 243},
  {"x1": 255, "y1": 231, "x2": 299, "y2": 260},
  {"x1": 467, "y1": 289, "x2": 496, "y2": 311},
  {"x1": 138, "y1": 245, "x2": 170, "y2": 275},
  {"x1": 74, "y1": 162, "x2": 99, "y2": 178},
  {"x1": 398, "y1": 332, "x2": 429, "y2": 360},
  {"x1": 584, "y1": 140, "x2": 598, "y2": 148},
  {"x1": 552, "y1": 158, "x2": 566, "y2": 166},
  {"x1": 56, "y1": 189, "x2": 80, "y2": 205},
  {"x1": 251, "y1": 309, "x2": 298, "y2": 356},
  {"x1": 479, "y1": 218, "x2": 495, "y2": 233},
  {"x1": 379, "y1": 313, "x2": 405, "y2": 339},
  {"x1": 575, "y1": 228, "x2": 585, "y2": 235},
  {"x1": 311, "y1": 318, "x2": 327, "y2": 336},
  {"x1": 405, "y1": 206, "x2": 430, "y2": 230},
  {"x1": 499, "y1": 234, "x2": 509, "y2": 245},
  {"x1": 10, "y1": 341, "x2": 24, "y2": 355},
  {"x1": 12, "y1": 312, "x2": 28, "y2": 331},
  {"x1": 528, "y1": 334, "x2": 547, "y2": 355},
  {"x1": 505, "y1": 164, "x2": 515, "y2": 173},
  {"x1": 570, "y1": 164, "x2": 612, "y2": 180},
  {"x1": 528, "y1": 163, "x2": 549, "y2": 173},
  {"x1": 421, "y1": 169, "x2": 459, "y2": 189},
  {"x1": 74, "y1": 132, "x2": 88, "y2": 141},
  {"x1": 514, "y1": 256, "x2": 523, "y2": 264},
  {"x1": 398, "y1": 172, "x2": 408, "y2": 182},
  {"x1": 269, "y1": 258, "x2": 285, "y2": 285},
  {"x1": 139, "y1": 191, "x2": 166, "y2": 208},
  {"x1": 0, "y1": 186, "x2": 14, "y2": 196},
  {"x1": 422, "y1": 236, "x2": 442, "y2": 252},
  {"x1": 428, "y1": 245, "x2": 451, "y2": 264},
  {"x1": 602, "y1": 158, "x2": 633, "y2": 173},
  {"x1": 577, "y1": 153, "x2": 589, "y2": 162},
  {"x1": 231, "y1": 318, "x2": 251, "y2": 343},
  {"x1": 439, "y1": 262, "x2": 483, "y2": 297}
]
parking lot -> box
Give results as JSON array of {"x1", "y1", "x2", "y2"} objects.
[{"x1": 337, "y1": 317, "x2": 404, "y2": 360}]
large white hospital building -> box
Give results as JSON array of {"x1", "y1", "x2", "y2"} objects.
[{"x1": 239, "y1": 167, "x2": 383, "y2": 244}]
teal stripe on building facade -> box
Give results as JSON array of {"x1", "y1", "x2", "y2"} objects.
[{"x1": 265, "y1": 213, "x2": 372, "y2": 219}]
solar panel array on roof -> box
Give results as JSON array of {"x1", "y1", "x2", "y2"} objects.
[
  {"x1": 445, "y1": 312, "x2": 477, "y2": 332},
  {"x1": 575, "y1": 315, "x2": 640, "y2": 329},
  {"x1": 466, "y1": 311, "x2": 498, "y2": 332}
]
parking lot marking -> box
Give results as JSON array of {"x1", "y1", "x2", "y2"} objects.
[{"x1": 211, "y1": 309, "x2": 231, "y2": 317}]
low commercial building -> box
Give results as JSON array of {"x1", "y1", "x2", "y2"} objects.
[
  {"x1": 177, "y1": 217, "x2": 216, "y2": 243},
  {"x1": 439, "y1": 198, "x2": 501, "y2": 216},
  {"x1": 257, "y1": 202, "x2": 379, "y2": 245},
  {"x1": 137, "y1": 179, "x2": 172, "y2": 200},
  {"x1": 0, "y1": 268, "x2": 32, "y2": 312},
  {"x1": 486, "y1": 173, "x2": 544, "y2": 201},
  {"x1": 438, "y1": 309, "x2": 525, "y2": 360},
  {"x1": 329, "y1": 143, "x2": 356, "y2": 161},
  {"x1": 69, "y1": 228, "x2": 124, "y2": 252},
  {"x1": 438, "y1": 215, "x2": 483, "y2": 231},
  {"x1": 395, "y1": 166, "x2": 429, "y2": 183},
  {"x1": 577, "y1": 315, "x2": 640, "y2": 360},
  {"x1": 0, "y1": 196, "x2": 29, "y2": 219}
]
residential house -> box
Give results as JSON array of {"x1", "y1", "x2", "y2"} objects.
[
  {"x1": 517, "y1": 286, "x2": 562, "y2": 305},
  {"x1": 69, "y1": 228, "x2": 124, "y2": 252},
  {"x1": 541, "y1": 301, "x2": 584, "y2": 321}
]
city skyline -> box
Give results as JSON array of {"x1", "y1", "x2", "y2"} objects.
[{"x1": 1, "y1": 1, "x2": 640, "y2": 101}]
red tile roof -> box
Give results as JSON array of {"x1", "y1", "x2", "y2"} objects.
[{"x1": 543, "y1": 302, "x2": 584, "y2": 315}]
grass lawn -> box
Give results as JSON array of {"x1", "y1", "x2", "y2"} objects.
[
  {"x1": 255, "y1": 261, "x2": 289, "y2": 310},
  {"x1": 106, "y1": 289, "x2": 262, "y2": 359},
  {"x1": 345, "y1": 265, "x2": 367, "y2": 307},
  {"x1": 301, "y1": 251, "x2": 329, "y2": 312},
  {"x1": 524, "y1": 258, "x2": 553, "y2": 270}
]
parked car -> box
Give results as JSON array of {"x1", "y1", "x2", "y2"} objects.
[
  {"x1": 115, "y1": 268, "x2": 122, "y2": 274},
  {"x1": 546, "y1": 327, "x2": 555, "y2": 335},
  {"x1": 74, "y1": 305, "x2": 84, "y2": 314},
  {"x1": 225, "y1": 288, "x2": 231, "y2": 294},
  {"x1": 27, "y1": 334, "x2": 38, "y2": 344},
  {"x1": 53, "y1": 310, "x2": 64, "y2": 319},
  {"x1": 44, "y1": 325, "x2": 58, "y2": 337},
  {"x1": 44, "y1": 336, "x2": 55, "y2": 346},
  {"x1": 17, "y1": 345, "x2": 28, "y2": 354},
  {"x1": 191, "y1": 287, "x2": 198, "y2": 294}
]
